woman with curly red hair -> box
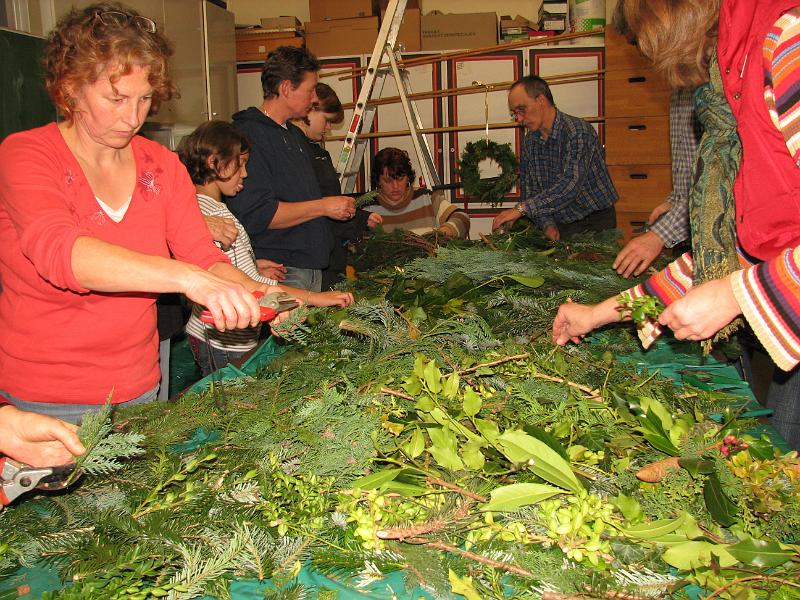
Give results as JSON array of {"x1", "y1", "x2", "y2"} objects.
[{"x1": 0, "y1": 3, "x2": 266, "y2": 424}]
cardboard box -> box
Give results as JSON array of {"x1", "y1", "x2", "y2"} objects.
[
  {"x1": 259, "y1": 16, "x2": 302, "y2": 32},
  {"x1": 421, "y1": 11, "x2": 497, "y2": 51},
  {"x1": 306, "y1": 16, "x2": 379, "y2": 56},
  {"x1": 236, "y1": 30, "x2": 303, "y2": 62},
  {"x1": 380, "y1": 7, "x2": 421, "y2": 52},
  {"x1": 309, "y1": 0, "x2": 374, "y2": 21},
  {"x1": 500, "y1": 14, "x2": 533, "y2": 35}
]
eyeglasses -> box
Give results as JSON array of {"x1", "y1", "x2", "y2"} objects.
[
  {"x1": 509, "y1": 105, "x2": 528, "y2": 119},
  {"x1": 94, "y1": 11, "x2": 157, "y2": 33}
]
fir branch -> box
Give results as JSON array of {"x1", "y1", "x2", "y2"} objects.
[{"x1": 72, "y1": 399, "x2": 145, "y2": 481}]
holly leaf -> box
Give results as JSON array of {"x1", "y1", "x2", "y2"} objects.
[
  {"x1": 481, "y1": 483, "x2": 562, "y2": 512},
  {"x1": 725, "y1": 538, "x2": 793, "y2": 568}
]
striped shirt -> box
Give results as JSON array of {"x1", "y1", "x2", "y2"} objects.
[
  {"x1": 185, "y1": 194, "x2": 277, "y2": 352},
  {"x1": 519, "y1": 109, "x2": 617, "y2": 230},
  {"x1": 627, "y1": 11, "x2": 800, "y2": 370},
  {"x1": 365, "y1": 189, "x2": 470, "y2": 239}
]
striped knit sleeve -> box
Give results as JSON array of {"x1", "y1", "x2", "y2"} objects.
[
  {"x1": 731, "y1": 247, "x2": 800, "y2": 371},
  {"x1": 432, "y1": 191, "x2": 470, "y2": 239},
  {"x1": 764, "y1": 8, "x2": 800, "y2": 165}
]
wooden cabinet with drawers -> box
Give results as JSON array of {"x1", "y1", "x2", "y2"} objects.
[{"x1": 604, "y1": 26, "x2": 673, "y2": 242}]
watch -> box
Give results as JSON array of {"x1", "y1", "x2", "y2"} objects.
[{"x1": 514, "y1": 202, "x2": 527, "y2": 216}]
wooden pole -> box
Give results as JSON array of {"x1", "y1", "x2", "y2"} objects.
[
  {"x1": 321, "y1": 30, "x2": 603, "y2": 81},
  {"x1": 326, "y1": 116, "x2": 603, "y2": 142},
  {"x1": 341, "y1": 71, "x2": 604, "y2": 110}
]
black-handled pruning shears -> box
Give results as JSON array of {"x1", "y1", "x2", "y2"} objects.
[{"x1": 0, "y1": 456, "x2": 79, "y2": 506}]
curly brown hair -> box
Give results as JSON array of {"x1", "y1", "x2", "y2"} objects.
[
  {"x1": 177, "y1": 120, "x2": 250, "y2": 186},
  {"x1": 621, "y1": 0, "x2": 721, "y2": 88},
  {"x1": 44, "y1": 2, "x2": 176, "y2": 120},
  {"x1": 371, "y1": 147, "x2": 415, "y2": 188}
]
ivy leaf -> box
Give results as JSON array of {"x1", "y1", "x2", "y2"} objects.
[
  {"x1": 725, "y1": 538, "x2": 793, "y2": 568},
  {"x1": 424, "y1": 360, "x2": 443, "y2": 395},
  {"x1": 448, "y1": 569, "x2": 481, "y2": 600},
  {"x1": 495, "y1": 429, "x2": 582, "y2": 493},
  {"x1": 351, "y1": 468, "x2": 404, "y2": 490},
  {"x1": 462, "y1": 387, "x2": 482, "y2": 417},
  {"x1": 703, "y1": 472, "x2": 738, "y2": 527},
  {"x1": 481, "y1": 483, "x2": 562, "y2": 512},
  {"x1": 506, "y1": 274, "x2": 545, "y2": 288}
]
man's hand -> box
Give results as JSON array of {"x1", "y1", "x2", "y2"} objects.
[
  {"x1": 543, "y1": 224, "x2": 560, "y2": 241},
  {"x1": 491, "y1": 208, "x2": 524, "y2": 232},
  {"x1": 256, "y1": 259, "x2": 287, "y2": 282},
  {"x1": 204, "y1": 215, "x2": 238, "y2": 251},
  {"x1": 613, "y1": 231, "x2": 665, "y2": 278},
  {"x1": 0, "y1": 405, "x2": 85, "y2": 467},
  {"x1": 322, "y1": 196, "x2": 357, "y2": 221},
  {"x1": 658, "y1": 276, "x2": 742, "y2": 341},
  {"x1": 648, "y1": 201, "x2": 672, "y2": 224},
  {"x1": 367, "y1": 212, "x2": 382, "y2": 229}
]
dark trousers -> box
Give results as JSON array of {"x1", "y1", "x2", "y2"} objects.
[{"x1": 557, "y1": 205, "x2": 617, "y2": 239}]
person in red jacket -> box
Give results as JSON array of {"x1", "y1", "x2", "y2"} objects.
[
  {"x1": 552, "y1": 0, "x2": 800, "y2": 449},
  {"x1": 0, "y1": 3, "x2": 266, "y2": 423}
]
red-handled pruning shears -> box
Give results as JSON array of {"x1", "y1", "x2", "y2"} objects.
[
  {"x1": 0, "y1": 456, "x2": 79, "y2": 506},
  {"x1": 198, "y1": 290, "x2": 299, "y2": 327}
]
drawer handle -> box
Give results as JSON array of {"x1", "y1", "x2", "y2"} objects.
[
  {"x1": 629, "y1": 173, "x2": 648, "y2": 180},
  {"x1": 628, "y1": 124, "x2": 647, "y2": 131},
  {"x1": 628, "y1": 76, "x2": 647, "y2": 83}
]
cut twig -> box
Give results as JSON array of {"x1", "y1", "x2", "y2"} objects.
[
  {"x1": 458, "y1": 353, "x2": 530, "y2": 375},
  {"x1": 381, "y1": 387, "x2": 416, "y2": 401},
  {"x1": 408, "y1": 538, "x2": 533, "y2": 577},
  {"x1": 479, "y1": 233, "x2": 498, "y2": 251},
  {"x1": 529, "y1": 372, "x2": 603, "y2": 402},
  {"x1": 425, "y1": 476, "x2": 488, "y2": 503}
]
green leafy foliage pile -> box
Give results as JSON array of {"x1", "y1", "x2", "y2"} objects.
[{"x1": 1, "y1": 227, "x2": 798, "y2": 600}]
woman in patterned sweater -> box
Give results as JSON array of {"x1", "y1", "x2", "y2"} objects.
[{"x1": 552, "y1": 0, "x2": 800, "y2": 448}]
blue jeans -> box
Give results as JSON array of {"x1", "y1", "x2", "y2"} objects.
[
  {"x1": 281, "y1": 267, "x2": 322, "y2": 292},
  {"x1": 188, "y1": 335, "x2": 248, "y2": 378},
  {"x1": 1, "y1": 385, "x2": 159, "y2": 425}
]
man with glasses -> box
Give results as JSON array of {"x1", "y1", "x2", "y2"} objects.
[{"x1": 492, "y1": 76, "x2": 618, "y2": 241}]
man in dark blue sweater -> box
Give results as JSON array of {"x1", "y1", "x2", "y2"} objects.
[{"x1": 228, "y1": 46, "x2": 356, "y2": 291}]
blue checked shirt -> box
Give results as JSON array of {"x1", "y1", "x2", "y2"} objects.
[
  {"x1": 649, "y1": 88, "x2": 701, "y2": 248},
  {"x1": 519, "y1": 110, "x2": 617, "y2": 230}
]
